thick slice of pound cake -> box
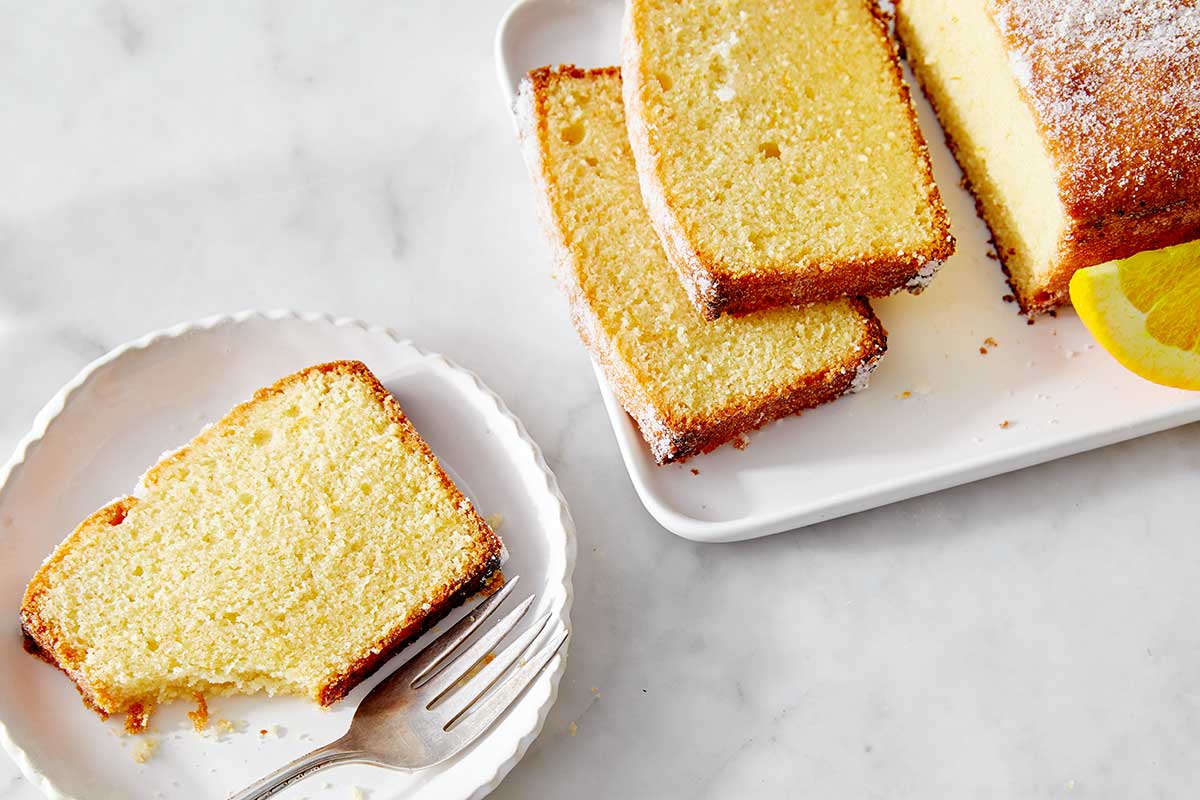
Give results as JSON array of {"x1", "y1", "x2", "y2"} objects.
[
  {"x1": 20, "y1": 361, "x2": 502, "y2": 730},
  {"x1": 620, "y1": 0, "x2": 954, "y2": 319},
  {"x1": 516, "y1": 66, "x2": 886, "y2": 464},
  {"x1": 896, "y1": 0, "x2": 1200, "y2": 312}
]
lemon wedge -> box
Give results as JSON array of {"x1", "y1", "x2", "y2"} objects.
[{"x1": 1069, "y1": 239, "x2": 1200, "y2": 390}]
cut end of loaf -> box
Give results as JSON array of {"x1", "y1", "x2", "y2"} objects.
[{"x1": 897, "y1": 0, "x2": 1200, "y2": 313}]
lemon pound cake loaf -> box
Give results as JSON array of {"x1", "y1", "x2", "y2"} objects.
[
  {"x1": 20, "y1": 361, "x2": 502, "y2": 729},
  {"x1": 896, "y1": 0, "x2": 1200, "y2": 312},
  {"x1": 517, "y1": 66, "x2": 886, "y2": 464},
  {"x1": 620, "y1": 0, "x2": 955, "y2": 319}
]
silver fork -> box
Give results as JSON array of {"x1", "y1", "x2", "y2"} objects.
[{"x1": 228, "y1": 576, "x2": 567, "y2": 800}]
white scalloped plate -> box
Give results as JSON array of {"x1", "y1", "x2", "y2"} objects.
[
  {"x1": 0, "y1": 310, "x2": 575, "y2": 800},
  {"x1": 495, "y1": 0, "x2": 1200, "y2": 542}
]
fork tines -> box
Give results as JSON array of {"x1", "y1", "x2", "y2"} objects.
[{"x1": 389, "y1": 574, "x2": 568, "y2": 744}]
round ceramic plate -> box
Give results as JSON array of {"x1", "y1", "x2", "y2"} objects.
[{"x1": 0, "y1": 310, "x2": 576, "y2": 800}]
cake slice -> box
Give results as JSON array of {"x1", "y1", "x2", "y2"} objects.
[
  {"x1": 620, "y1": 0, "x2": 954, "y2": 319},
  {"x1": 896, "y1": 0, "x2": 1200, "y2": 312},
  {"x1": 516, "y1": 66, "x2": 886, "y2": 464},
  {"x1": 20, "y1": 361, "x2": 503, "y2": 730}
]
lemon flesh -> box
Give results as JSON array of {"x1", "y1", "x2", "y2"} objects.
[{"x1": 1069, "y1": 239, "x2": 1200, "y2": 391}]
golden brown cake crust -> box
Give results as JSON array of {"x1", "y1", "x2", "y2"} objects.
[
  {"x1": 19, "y1": 361, "x2": 502, "y2": 725},
  {"x1": 990, "y1": 1, "x2": 1200, "y2": 221},
  {"x1": 517, "y1": 66, "x2": 889, "y2": 464},
  {"x1": 621, "y1": 1, "x2": 955, "y2": 319}
]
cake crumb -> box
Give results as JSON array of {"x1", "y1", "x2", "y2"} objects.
[
  {"x1": 690, "y1": 468, "x2": 700, "y2": 475},
  {"x1": 987, "y1": 250, "x2": 999, "y2": 260},
  {"x1": 188, "y1": 694, "x2": 209, "y2": 733},
  {"x1": 896, "y1": 390, "x2": 912, "y2": 399},
  {"x1": 132, "y1": 738, "x2": 158, "y2": 763},
  {"x1": 1002, "y1": 293, "x2": 1015, "y2": 303},
  {"x1": 1026, "y1": 318, "x2": 1036, "y2": 326},
  {"x1": 455, "y1": 652, "x2": 496, "y2": 690},
  {"x1": 125, "y1": 703, "x2": 152, "y2": 734},
  {"x1": 733, "y1": 436, "x2": 749, "y2": 451},
  {"x1": 568, "y1": 722, "x2": 578, "y2": 737},
  {"x1": 350, "y1": 787, "x2": 371, "y2": 800},
  {"x1": 983, "y1": 337, "x2": 998, "y2": 348},
  {"x1": 999, "y1": 419, "x2": 1012, "y2": 429},
  {"x1": 979, "y1": 347, "x2": 989, "y2": 355},
  {"x1": 591, "y1": 687, "x2": 600, "y2": 694},
  {"x1": 485, "y1": 512, "x2": 505, "y2": 531},
  {"x1": 215, "y1": 718, "x2": 245, "y2": 737}
]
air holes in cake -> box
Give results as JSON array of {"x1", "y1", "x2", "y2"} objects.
[
  {"x1": 708, "y1": 60, "x2": 728, "y2": 85},
  {"x1": 283, "y1": 405, "x2": 300, "y2": 418},
  {"x1": 251, "y1": 429, "x2": 272, "y2": 447},
  {"x1": 584, "y1": 156, "x2": 598, "y2": 167},
  {"x1": 146, "y1": 639, "x2": 159, "y2": 652},
  {"x1": 656, "y1": 72, "x2": 673, "y2": 92},
  {"x1": 360, "y1": 482, "x2": 373, "y2": 495},
  {"x1": 238, "y1": 492, "x2": 253, "y2": 506},
  {"x1": 131, "y1": 565, "x2": 143, "y2": 577},
  {"x1": 561, "y1": 121, "x2": 585, "y2": 145},
  {"x1": 758, "y1": 142, "x2": 781, "y2": 159}
]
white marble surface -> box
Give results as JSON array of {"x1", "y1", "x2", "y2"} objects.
[{"x1": 2, "y1": 1, "x2": 1199, "y2": 798}]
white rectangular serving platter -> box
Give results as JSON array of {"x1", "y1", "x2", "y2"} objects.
[{"x1": 495, "y1": 0, "x2": 1200, "y2": 543}]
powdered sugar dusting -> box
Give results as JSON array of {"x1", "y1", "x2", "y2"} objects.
[{"x1": 990, "y1": 0, "x2": 1200, "y2": 213}]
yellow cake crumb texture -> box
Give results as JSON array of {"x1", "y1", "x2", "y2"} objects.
[
  {"x1": 22, "y1": 361, "x2": 501, "y2": 726},
  {"x1": 529, "y1": 68, "x2": 873, "y2": 422},
  {"x1": 626, "y1": 0, "x2": 949, "y2": 274}
]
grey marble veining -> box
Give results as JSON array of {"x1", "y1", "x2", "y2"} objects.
[{"x1": 2, "y1": 1, "x2": 1199, "y2": 798}]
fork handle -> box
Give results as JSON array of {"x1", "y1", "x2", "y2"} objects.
[{"x1": 227, "y1": 742, "x2": 372, "y2": 800}]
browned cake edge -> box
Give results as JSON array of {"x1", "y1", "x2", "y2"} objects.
[
  {"x1": 894, "y1": 2, "x2": 1200, "y2": 314},
  {"x1": 516, "y1": 65, "x2": 889, "y2": 465},
  {"x1": 19, "y1": 360, "x2": 503, "y2": 728},
  {"x1": 1044, "y1": 206, "x2": 1200, "y2": 313},
  {"x1": 620, "y1": 0, "x2": 955, "y2": 320}
]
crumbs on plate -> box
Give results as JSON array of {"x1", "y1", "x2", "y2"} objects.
[
  {"x1": 188, "y1": 693, "x2": 209, "y2": 733},
  {"x1": 132, "y1": 738, "x2": 158, "y2": 763}
]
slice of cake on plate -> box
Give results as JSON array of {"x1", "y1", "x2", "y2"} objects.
[
  {"x1": 621, "y1": 0, "x2": 955, "y2": 319},
  {"x1": 896, "y1": 0, "x2": 1200, "y2": 312},
  {"x1": 516, "y1": 65, "x2": 886, "y2": 464},
  {"x1": 20, "y1": 361, "x2": 503, "y2": 730}
]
